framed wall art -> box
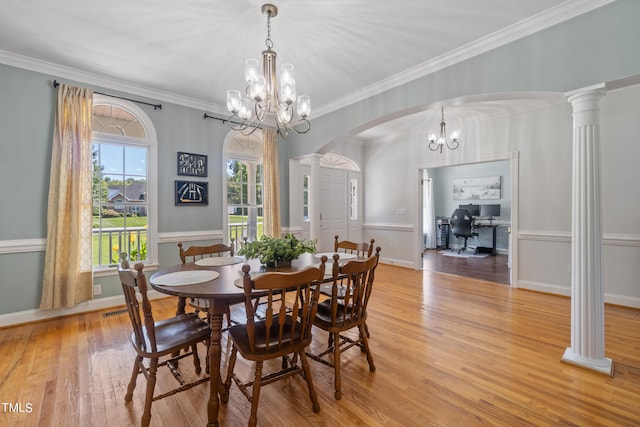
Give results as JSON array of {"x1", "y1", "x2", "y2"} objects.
[
  {"x1": 175, "y1": 180, "x2": 208, "y2": 205},
  {"x1": 453, "y1": 176, "x2": 501, "y2": 200},
  {"x1": 177, "y1": 151, "x2": 207, "y2": 177}
]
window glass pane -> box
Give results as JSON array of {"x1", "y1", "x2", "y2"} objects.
[
  {"x1": 226, "y1": 158, "x2": 263, "y2": 243},
  {"x1": 99, "y1": 144, "x2": 124, "y2": 175},
  {"x1": 255, "y1": 184, "x2": 262, "y2": 204},
  {"x1": 125, "y1": 146, "x2": 146, "y2": 177},
  {"x1": 227, "y1": 183, "x2": 241, "y2": 204},
  {"x1": 93, "y1": 143, "x2": 148, "y2": 266},
  {"x1": 241, "y1": 183, "x2": 248, "y2": 204}
]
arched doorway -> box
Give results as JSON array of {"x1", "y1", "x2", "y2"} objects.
[{"x1": 295, "y1": 153, "x2": 361, "y2": 251}]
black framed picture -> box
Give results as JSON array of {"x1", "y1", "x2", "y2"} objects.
[
  {"x1": 175, "y1": 180, "x2": 208, "y2": 205},
  {"x1": 177, "y1": 152, "x2": 207, "y2": 177}
]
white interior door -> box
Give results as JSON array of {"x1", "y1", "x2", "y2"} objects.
[{"x1": 319, "y1": 168, "x2": 348, "y2": 251}]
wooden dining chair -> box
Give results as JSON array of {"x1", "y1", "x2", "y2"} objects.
[
  {"x1": 117, "y1": 254, "x2": 211, "y2": 427},
  {"x1": 307, "y1": 247, "x2": 380, "y2": 400},
  {"x1": 239, "y1": 236, "x2": 288, "y2": 320},
  {"x1": 177, "y1": 240, "x2": 235, "y2": 325},
  {"x1": 223, "y1": 257, "x2": 328, "y2": 427},
  {"x1": 178, "y1": 240, "x2": 235, "y2": 263},
  {"x1": 332, "y1": 235, "x2": 376, "y2": 337},
  {"x1": 334, "y1": 235, "x2": 375, "y2": 257}
]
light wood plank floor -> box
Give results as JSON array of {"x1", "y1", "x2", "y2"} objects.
[
  {"x1": 422, "y1": 248, "x2": 511, "y2": 285},
  {"x1": 1, "y1": 264, "x2": 639, "y2": 426}
]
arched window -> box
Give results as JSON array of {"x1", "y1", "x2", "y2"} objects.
[
  {"x1": 223, "y1": 131, "x2": 264, "y2": 248},
  {"x1": 91, "y1": 96, "x2": 157, "y2": 269}
]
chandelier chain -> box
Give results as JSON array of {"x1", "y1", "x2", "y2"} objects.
[{"x1": 265, "y1": 17, "x2": 273, "y2": 49}]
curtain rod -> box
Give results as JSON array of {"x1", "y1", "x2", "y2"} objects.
[
  {"x1": 203, "y1": 112, "x2": 262, "y2": 129},
  {"x1": 52, "y1": 80, "x2": 162, "y2": 110}
]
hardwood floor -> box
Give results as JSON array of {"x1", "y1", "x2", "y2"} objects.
[
  {"x1": 1, "y1": 264, "x2": 639, "y2": 426},
  {"x1": 422, "y1": 248, "x2": 510, "y2": 285}
]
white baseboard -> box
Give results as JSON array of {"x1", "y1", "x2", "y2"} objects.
[
  {"x1": 516, "y1": 280, "x2": 640, "y2": 309},
  {"x1": 379, "y1": 257, "x2": 416, "y2": 269},
  {"x1": 517, "y1": 280, "x2": 571, "y2": 296},
  {"x1": 603, "y1": 292, "x2": 640, "y2": 309},
  {"x1": 0, "y1": 290, "x2": 167, "y2": 328}
]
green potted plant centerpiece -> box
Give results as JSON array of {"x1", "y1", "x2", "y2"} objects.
[{"x1": 238, "y1": 234, "x2": 317, "y2": 268}]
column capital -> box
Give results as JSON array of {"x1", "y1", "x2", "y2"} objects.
[
  {"x1": 566, "y1": 83, "x2": 607, "y2": 107},
  {"x1": 567, "y1": 84, "x2": 606, "y2": 125}
]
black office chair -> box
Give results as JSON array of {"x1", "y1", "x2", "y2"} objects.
[{"x1": 450, "y1": 209, "x2": 478, "y2": 254}]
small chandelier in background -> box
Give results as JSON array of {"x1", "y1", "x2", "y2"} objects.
[
  {"x1": 226, "y1": 4, "x2": 310, "y2": 138},
  {"x1": 428, "y1": 107, "x2": 460, "y2": 153}
]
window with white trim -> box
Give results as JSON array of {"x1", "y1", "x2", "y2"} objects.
[
  {"x1": 226, "y1": 160, "x2": 263, "y2": 244},
  {"x1": 223, "y1": 131, "x2": 264, "y2": 248},
  {"x1": 91, "y1": 99, "x2": 156, "y2": 268}
]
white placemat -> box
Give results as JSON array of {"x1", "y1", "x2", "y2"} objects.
[
  {"x1": 311, "y1": 263, "x2": 334, "y2": 278},
  {"x1": 153, "y1": 270, "x2": 220, "y2": 286},
  {"x1": 314, "y1": 252, "x2": 358, "y2": 260},
  {"x1": 234, "y1": 272, "x2": 264, "y2": 288},
  {"x1": 195, "y1": 256, "x2": 244, "y2": 267}
]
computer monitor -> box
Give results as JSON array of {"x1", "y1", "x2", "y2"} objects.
[
  {"x1": 480, "y1": 204, "x2": 501, "y2": 219},
  {"x1": 458, "y1": 204, "x2": 480, "y2": 217}
]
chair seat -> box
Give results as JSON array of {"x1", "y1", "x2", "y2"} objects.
[
  {"x1": 313, "y1": 299, "x2": 366, "y2": 330},
  {"x1": 132, "y1": 312, "x2": 210, "y2": 357},
  {"x1": 319, "y1": 283, "x2": 350, "y2": 298},
  {"x1": 228, "y1": 315, "x2": 308, "y2": 358}
]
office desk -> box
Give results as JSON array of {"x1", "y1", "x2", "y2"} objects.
[{"x1": 473, "y1": 221, "x2": 509, "y2": 255}]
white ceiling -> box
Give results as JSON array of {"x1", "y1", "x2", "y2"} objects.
[{"x1": 0, "y1": 0, "x2": 605, "y2": 132}]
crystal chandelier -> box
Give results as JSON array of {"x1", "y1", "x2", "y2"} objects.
[
  {"x1": 428, "y1": 107, "x2": 460, "y2": 153},
  {"x1": 226, "y1": 4, "x2": 310, "y2": 138}
]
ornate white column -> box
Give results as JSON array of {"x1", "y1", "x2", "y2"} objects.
[
  {"x1": 308, "y1": 154, "x2": 322, "y2": 242},
  {"x1": 561, "y1": 84, "x2": 613, "y2": 375}
]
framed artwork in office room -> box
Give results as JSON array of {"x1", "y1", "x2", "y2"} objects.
[
  {"x1": 453, "y1": 176, "x2": 501, "y2": 200},
  {"x1": 177, "y1": 152, "x2": 207, "y2": 177},
  {"x1": 175, "y1": 180, "x2": 208, "y2": 205}
]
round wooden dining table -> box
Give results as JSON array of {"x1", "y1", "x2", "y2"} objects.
[{"x1": 149, "y1": 252, "x2": 329, "y2": 427}]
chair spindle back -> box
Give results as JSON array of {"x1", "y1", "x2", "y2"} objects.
[
  {"x1": 118, "y1": 254, "x2": 156, "y2": 352},
  {"x1": 240, "y1": 257, "x2": 327, "y2": 354}
]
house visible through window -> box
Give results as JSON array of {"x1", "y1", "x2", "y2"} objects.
[{"x1": 91, "y1": 100, "x2": 154, "y2": 267}]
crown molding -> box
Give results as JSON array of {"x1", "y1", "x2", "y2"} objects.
[
  {"x1": 0, "y1": 0, "x2": 613, "y2": 119},
  {"x1": 312, "y1": 0, "x2": 615, "y2": 118},
  {"x1": 0, "y1": 49, "x2": 227, "y2": 116}
]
